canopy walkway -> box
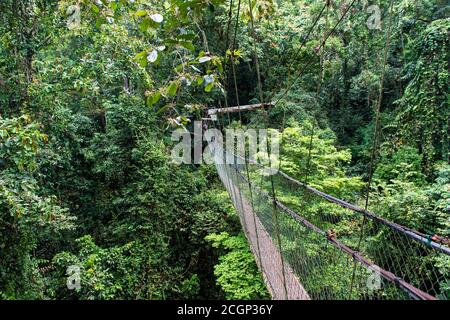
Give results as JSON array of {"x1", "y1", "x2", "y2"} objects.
[
  {"x1": 211, "y1": 139, "x2": 449, "y2": 300},
  {"x1": 208, "y1": 0, "x2": 450, "y2": 300}
]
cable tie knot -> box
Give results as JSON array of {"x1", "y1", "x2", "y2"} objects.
[{"x1": 394, "y1": 277, "x2": 402, "y2": 285}]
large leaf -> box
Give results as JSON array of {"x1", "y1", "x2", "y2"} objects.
[
  {"x1": 180, "y1": 41, "x2": 195, "y2": 52},
  {"x1": 139, "y1": 18, "x2": 152, "y2": 32},
  {"x1": 147, "y1": 91, "x2": 162, "y2": 107},
  {"x1": 167, "y1": 82, "x2": 178, "y2": 97},
  {"x1": 205, "y1": 82, "x2": 214, "y2": 92},
  {"x1": 135, "y1": 10, "x2": 148, "y2": 17}
]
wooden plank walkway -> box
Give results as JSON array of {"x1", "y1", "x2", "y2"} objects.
[
  {"x1": 207, "y1": 103, "x2": 273, "y2": 115},
  {"x1": 229, "y1": 181, "x2": 310, "y2": 300},
  {"x1": 213, "y1": 147, "x2": 309, "y2": 300}
]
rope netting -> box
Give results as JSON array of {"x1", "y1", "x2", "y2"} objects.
[
  {"x1": 214, "y1": 145, "x2": 309, "y2": 299},
  {"x1": 211, "y1": 142, "x2": 449, "y2": 300}
]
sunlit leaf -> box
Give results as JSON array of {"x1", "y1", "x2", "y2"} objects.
[
  {"x1": 167, "y1": 82, "x2": 178, "y2": 97},
  {"x1": 147, "y1": 91, "x2": 162, "y2": 107},
  {"x1": 180, "y1": 41, "x2": 195, "y2": 52},
  {"x1": 135, "y1": 10, "x2": 147, "y2": 17},
  {"x1": 95, "y1": 17, "x2": 107, "y2": 29},
  {"x1": 205, "y1": 82, "x2": 214, "y2": 92},
  {"x1": 139, "y1": 18, "x2": 152, "y2": 32}
]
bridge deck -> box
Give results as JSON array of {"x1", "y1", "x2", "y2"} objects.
[{"x1": 229, "y1": 181, "x2": 310, "y2": 300}]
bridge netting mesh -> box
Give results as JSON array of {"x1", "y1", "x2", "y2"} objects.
[{"x1": 212, "y1": 143, "x2": 449, "y2": 300}]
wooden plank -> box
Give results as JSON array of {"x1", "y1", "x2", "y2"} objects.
[
  {"x1": 207, "y1": 102, "x2": 274, "y2": 115},
  {"x1": 225, "y1": 180, "x2": 310, "y2": 300}
]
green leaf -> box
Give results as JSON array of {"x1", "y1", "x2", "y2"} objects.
[
  {"x1": 91, "y1": 5, "x2": 100, "y2": 15},
  {"x1": 95, "y1": 17, "x2": 107, "y2": 29},
  {"x1": 164, "y1": 39, "x2": 179, "y2": 47},
  {"x1": 135, "y1": 10, "x2": 148, "y2": 17},
  {"x1": 156, "y1": 103, "x2": 173, "y2": 115},
  {"x1": 180, "y1": 41, "x2": 195, "y2": 52},
  {"x1": 205, "y1": 82, "x2": 214, "y2": 92},
  {"x1": 139, "y1": 18, "x2": 152, "y2": 32},
  {"x1": 152, "y1": 92, "x2": 162, "y2": 105},
  {"x1": 167, "y1": 82, "x2": 178, "y2": 97},
  {"x1": 134, "y1": 51, "x2": 148, "y2": 67},
  {"x1": 109, "y1": 1, "x2": 118, "y2": 11},
  {"x1": 147, "y1": 92, "x2": 161, "y2": 107},
  {"x1": 177, "y1": 33, "x2": 196, "y2": 41}
]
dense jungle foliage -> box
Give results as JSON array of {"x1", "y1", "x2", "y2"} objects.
[{"x1": 0, "y1": 0, "x2": 448, "y2": 300}]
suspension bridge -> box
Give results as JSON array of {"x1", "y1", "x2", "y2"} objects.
[
  {"x1": 209, "y1": 133, "x2": 449, "y2": 300},
  {"x1": 204, "y1": 0, "x2": 450, "y2": 300}
]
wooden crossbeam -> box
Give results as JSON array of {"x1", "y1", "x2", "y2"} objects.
[{"x1": 207, "y1": 102, "x2": 273, "y2": 116}]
